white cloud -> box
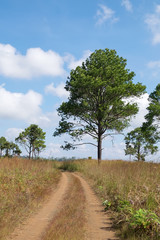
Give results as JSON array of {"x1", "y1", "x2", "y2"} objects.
[
  {"x1": 0, "y1": 43, "x2": 66, "y2": 79},
  {"x1": 0, "y1": 85, "x2": 52, "y2": 127},
  {"x1": 0, "y1": 43, "x2": 92, "y2": 79},
  {"x1": 0, "y1": 84, "x2": 63, "y2": 129},
  {"x1": 66, "y1": 50, "x2": 92, "y2": 70},
  {"x1": 96, "y1": 4, "x2": 119, "y2": 25},
  {"x1": 43, "y1": 141, "x2": 94, "y2": 159},
  {"x1": 121, "y1": 0, "x2": 132, "y2": 12},
  {"x1": 41, "y1": 143, "x2": 62, "y2": 158},
  {"x1": 41, "y1": 142, "x2": 89, "y2": 159},
  {"x1": 126, "y1": 93, "x2": 149, "y2": 130},
  {"x1": 0, "y1": 85, "x2": 42, "y2": 120},
  {"x1": 101, "y1": 94, "x2": 149, "y2": 160},
  {"x1": 45, "y1": 82, "x2": 69, "y2": 98},
  {"x1": 5, "y1": 128, "x2": 23, "y2": 141},
  {"x1": 145, "y1": 5, "x2": 160, "y2": 45},
  {"x1": 103, "y1": 142, "x2": 127, "y2": 160}
]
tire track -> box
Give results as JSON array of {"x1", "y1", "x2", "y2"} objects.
[
  {"x1": 72, "y1": 173, "x2": 118, "y2": 240},
  {"x1": 7, "y1": 172, "x2": 118, "y2": 240},
  {"x1": 7, "y1": 172, "x2": 69, "y2": 240},
  {"x1": 41, "y1": 173, "x2": 86, "y2": 240}
]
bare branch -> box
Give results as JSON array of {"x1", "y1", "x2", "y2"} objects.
[
  {"x1": 73, "y1": 142, "x2": 98, "y2": 147},
  {"x1": 102, "y1": 131, "x2": 125, "y2": 140}
]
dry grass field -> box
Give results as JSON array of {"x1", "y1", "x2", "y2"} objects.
[
  {"x1": 0, "y1": 157, "x2": 60, "y2": 240},
  {"x1": 1, "y1": 157, "x2": 160, "y2": 240},
  {"x1": 74, "y1": 159, "x2": 160, "y2": 239}
]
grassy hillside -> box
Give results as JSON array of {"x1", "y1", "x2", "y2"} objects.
[
  {"x1": 60, "y1": 160, "x2": 160, "y2": 240},
  {"x1": 76, "y1": 160, "x2": 160, "y2": 240},
  {"x1": 0, "y1": 157, "x2": 60, "y2": 240},
  {"x1": 1, "y1": 157, "x2": 160, "y2": 240}
]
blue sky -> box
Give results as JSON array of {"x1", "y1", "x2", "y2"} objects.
[{"x1": 1, "y1": 0, "x2": 160, "y2": 160}]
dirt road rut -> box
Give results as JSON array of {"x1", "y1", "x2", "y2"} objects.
[
  {"x1": 7, "y1": 172, "x2": 118, "y2": 240},
  {"x1": 73, "y1": 173, "x2": 118, "y2": 240},
  {"x1": 7, "y1": 173, "x2": 69, "y2": 240}
]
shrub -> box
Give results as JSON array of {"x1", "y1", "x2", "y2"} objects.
[
  {"x1": 59, "y1": 161, "x2": 78, "y2": 172},
  {"x1": 129, "y1": 209, "x2": 160, "y2": 232}
]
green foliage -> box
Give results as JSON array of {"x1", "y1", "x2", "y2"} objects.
[
  {"x1": 125, "y1": 127, "x2": 157, "y2": 161},
  {"x1": 6, "y1": 142, "x2": 22, "y2": 157},
  {"x1": 103, "y1": 197, "x2": 160, "y2": 236},
  {"x1": 54, "y1": 48, "x2": 146, "y2": 161},
  {"x1": 143, "y1": 84, "x2": 160, "y2": 149},
  {"x1": 130, "y1": 209, "x2": 160, "y2": 231},
  {"x1": 98, "y1": 185, "x2": 103, "y2": 191},
  {"x1": 0, "y1": 137, "x2": 7, "y2": 156},
  {"x1": 145, "y1": 84, "x2": 160, "y2": 125},
  {"x1": 117, "y1": 200, "x2": 133, "y2": 215},
  {"x1": 16, "y1": 124, "x2": 46, "y2": 159},
  {"x1": 103, "y1": 197, "x2": 133, "y2": 215},
  {"x1": 0, "y1": 137, "x2": 21, "y2": 157},
  {"x1": 77, "y1": 159, "x2": 160, "y2": 239},
  {"x1": 103, "y1": 199, "x2": 112, "y2": 210},
  {"x1": 59, "y1": 161, "x2": 78, "y2": 172}
]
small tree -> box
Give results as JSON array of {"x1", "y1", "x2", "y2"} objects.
[
  {"x1": 34, "y1": 139, "x2": 46, "y2": 158},
  {"x1": 16, "y1": 124, "x2": 46, "y2": 159},
  {"x1": 9, "y1": 142, "x2": 22, "y2": 157},
  {"x1": 4, "y1": 141, "x2": 12, "y2": 157},
  {"x1": 144, "y1": 84, "x2": 160, "y2": 127},
  {"x1": 0, "y1": 137, "x2": 21, "y2": 157},
  {"x1": 54, "y1": 48, "x2": 146, "y2": 164},
  {"x1": 142, "y1": 84, "x2": 160, "y2": 150},
  {"x1": 0, "y1": 137, "x2": 7, "y2": 157},
  {"x1": 125, "y1": 127, "x2": 157, "y2": 161}
]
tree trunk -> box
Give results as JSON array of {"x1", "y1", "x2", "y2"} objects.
[
  {"x1": 97, "y1": 134, "x2": 102, "y2": 165},
  {"x1": 29, "y1": 145, "x2": 31, "y2": 159},
  {"x1": 137, "y1": 145, "x2": 140, "y2": 161}
]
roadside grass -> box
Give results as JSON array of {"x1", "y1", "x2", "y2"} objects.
[
  {"x1": 74, "y1": 159, "x2": 160, "y2": 240},
  {"x1": 41, "y1": 174, "x2": 86, "y2": 240},
  {"x1": 0, "y1": 157, "x2": 61, "y2": 240}
]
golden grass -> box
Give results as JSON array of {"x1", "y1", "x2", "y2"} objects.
[
  {"x1": 75, "y1": 159, "x2": 160, "y2": 239},
  {"x1": 0, "y1": 157, "x2": 61, "y2": 240},
  {"x1": 42, "y1": 174, "x2": 86, "y2": 240},
  {"x1": 76, "y1": 160, "x2": 160, "y2": 210}
]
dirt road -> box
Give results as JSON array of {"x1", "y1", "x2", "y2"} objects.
[
  {"x1": 7, "y1": 172, "x2": 118, "y2": 240},
  {"x1": 74, "y1": 173, "x2": 118, "y2": 240}
]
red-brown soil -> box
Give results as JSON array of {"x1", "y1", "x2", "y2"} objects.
[{"x1": 7, "y1": 172, "x2": 118, "y2": 240}]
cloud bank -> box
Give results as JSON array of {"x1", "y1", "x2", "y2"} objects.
[
  {"x1": 0, "y1": 85, "x2": 55, "y2": 127},
  {"x1": 5, "y1": 128, "x2": 24, "y2": 141},
  {"x1": 0, "y1": 43, "x2": 92, "y2": 79},
  {"x1": 0, "y1": 43, "x2": 66, "y2": 79},
  {"x1": 0, "y1": 85, "x2": 42, "y2": 120}
]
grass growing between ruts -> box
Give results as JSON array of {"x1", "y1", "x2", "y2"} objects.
[
  {"x1": 41, "y1": 174, "x2": 86, "y2": 240},
  {"x1": 0, "y1": 157, "x2": 60, "y2": 240},
  {"x1": 74, "y1": 159, "x2": 160, "y2": 240}
]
